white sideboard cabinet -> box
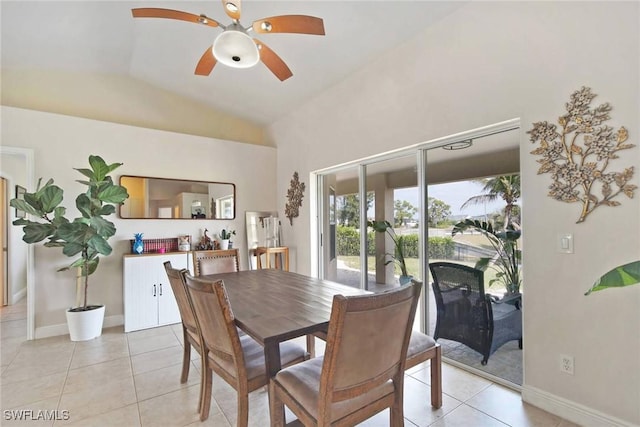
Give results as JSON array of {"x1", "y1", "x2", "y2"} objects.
[{"x1": 123, "y1": 253, "x2": 189, "y2": 332}]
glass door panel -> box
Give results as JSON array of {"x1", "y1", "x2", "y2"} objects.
[
  {"x1": 424, "y1": 127, "x2": 522, "y2": 385},
  {"x1": 319, "y1": 167, "x2": 363, "y2": 288},
  {"x1": 364, "y1": 155, "x2": 419, "y2": 290}
]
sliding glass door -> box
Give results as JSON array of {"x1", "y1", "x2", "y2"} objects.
[{"x1": 313, "y1": 120, "x2": 523, "y2": 386}]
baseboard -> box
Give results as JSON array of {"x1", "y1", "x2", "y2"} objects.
[
  {"x1": 35, "y1": 314, "x2": 124, "y2": 339},
  {"x1": 522, "y1": 385, "x2": 638, "y2": 427},
  {"x1": 11, "y1": 287, "x2": 27, "y2": 304}
]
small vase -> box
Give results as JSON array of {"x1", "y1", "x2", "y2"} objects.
[
  {"x1": 220, "y1": 239, "x2": 230, "y2": 250},
  {"x1": 133, "y1": 233, "x2": 144, "y2": 254}
]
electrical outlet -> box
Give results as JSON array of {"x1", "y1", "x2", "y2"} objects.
[{"x1": 560, "y1": 354, "x2": 574, "y2": 375}]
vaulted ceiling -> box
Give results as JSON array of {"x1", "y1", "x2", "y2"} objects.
[{"x1": 1, "y1": 1, "x2": 466, "y2": 126}]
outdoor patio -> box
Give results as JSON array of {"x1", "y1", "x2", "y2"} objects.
[{"x1": 336, "y1": 265, "x2": 523, "y2": 386}]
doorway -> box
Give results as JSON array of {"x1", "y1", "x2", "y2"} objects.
[
  {"x1": 1, "y1": 177, "x2": 7, "y2": 306},
  {"x1": 0, "y1": 147, "x2": 35, "y2": 340}
]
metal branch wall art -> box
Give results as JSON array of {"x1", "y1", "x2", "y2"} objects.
[
  {"x1": 528, "y1": 86, "x2": 636, "y2": 223},
  {"x1": 285, "y1": 172, "x2": 305, "y2": 225}
]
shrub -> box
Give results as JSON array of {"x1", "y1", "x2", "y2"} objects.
[{"x1": 336, "y1": 226, "x2": 454, "y2": 260}]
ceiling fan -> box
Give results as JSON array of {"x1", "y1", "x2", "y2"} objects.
[{"x1": 132, "y1": 0, "x2": 325, "y2": 81}]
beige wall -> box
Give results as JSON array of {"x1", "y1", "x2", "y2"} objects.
[
  {"x1": 1, "y1": 106, "x2": 277, "y2": 334},
  {"x1": 1, "y1": 70, "x2": 267, "y2": 146},
  {"x1": 268, "y1": 2, "x2": 639, "y2": 425}
]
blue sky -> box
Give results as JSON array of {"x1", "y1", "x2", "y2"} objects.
[{"x1": 395, "y1": 181, "x2": 505, "y2": 218}]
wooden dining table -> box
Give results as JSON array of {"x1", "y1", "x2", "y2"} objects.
[{"x1": 199, "y1": 269, "x2": 369, "y2": 379}]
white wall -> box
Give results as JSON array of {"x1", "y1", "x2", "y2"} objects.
[
  {"x1": 1, "y1": 106, "x2": 277, "y2": 334},
  {"x1": 268, "y1": 2, "x2": 639, "y2": 425}
]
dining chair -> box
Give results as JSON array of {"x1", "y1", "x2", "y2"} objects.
[
  {"x1": 192, "y1": 248, "x2": 240, "y2": 276},
  {"x1": 163, "y1": 262, "x2": 201, "y2": 386},
  {"x1": 269, "y1": 280, "x2": 422, "y2": 427},
  {"x1": 404, "y1": 279, "x2": 442, "y2": 409},
  {"x1": 255, "y1": 246, "x2": 289, "y2": 271},
  {"x1": 430, "y1": 261, "x2": 522, "y2": 365},
  {"x1": 182, "y1": 272, "x2": 309, "y2": 423}
]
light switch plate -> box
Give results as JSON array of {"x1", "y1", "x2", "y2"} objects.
[{"x1": 557, "y1": 233, "x2": 574, "y2": 253}]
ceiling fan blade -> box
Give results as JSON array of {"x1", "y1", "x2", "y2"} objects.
[
  {"x1": 195, "y1": 47, "x2": 217, "y2": 76},
  {"x1": 255, "y1": 40, "x2": 292, "y2": 81},
  {"x1": 132, "y1": 8, "x2": 220, "y2": 28},
  {"x1": 252, "y1": 15, "x2": 325, "y2": 35},
  {"x1": 221, "y1": 0, "x2": 241, "y2": 21}
]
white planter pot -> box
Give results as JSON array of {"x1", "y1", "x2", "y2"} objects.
[
  {"x1": 66, "y1": 305, "x2": 105, "y2": 341},
  {"x1": 220, "y1": 239, "x2": 230, "y2": 250}
]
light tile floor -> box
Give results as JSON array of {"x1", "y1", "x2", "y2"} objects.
[{"x1": 1, "y1": 299, "x2": 577, "y2": 427}]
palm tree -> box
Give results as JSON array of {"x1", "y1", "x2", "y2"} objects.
[{"x1": 461, "y1": 175, "x2": 521, "y2": 227}]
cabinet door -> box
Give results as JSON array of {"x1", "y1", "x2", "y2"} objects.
[
  {"x1": 157, "y1": 254, "x2": 187, "y2": 326},
  {"x1": 123, "y1": 257, "x2": 159, "y2": 332}
]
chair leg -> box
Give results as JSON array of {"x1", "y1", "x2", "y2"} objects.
[
  {"x1": 181, "y1": 328, "x2": 191, "y2": 383},
  {"x1": 431, "y1": 345, "x2": 442, "y2": 408},
  {"x1": 306, "y1": 334, "x2": 316, "y2": 358},
  {"x1": 200, "y1": 367, "x2": 213, "y2": 421},
  {"x1": 390, "y1": 378, "x2": 404, "y2": 427},
  {"x1": 269, "y1": 381, "x2": 286, "y2": 427},
  {"x1": 237, "y1": 392, "x2": 249, "y2": 427},
  {"x1": 518, "y1": 338, "x2": 523, "y2": 349}
]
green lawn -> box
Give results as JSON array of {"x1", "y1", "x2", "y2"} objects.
[{"x1": 339, "y1": 255, "x2": 507, "y2": 295}]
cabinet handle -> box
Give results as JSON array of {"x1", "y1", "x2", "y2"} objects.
[
  {"x1": 159, "y1": 283, "x2": 163, "y2": 296},
  {"x1": 153, "y1": 284, "x2": 156, "y2": 297}
]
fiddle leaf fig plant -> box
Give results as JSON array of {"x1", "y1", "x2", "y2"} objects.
[
  {"x1": 585, "y1": 261, "x2": 640, "y2": 295},
  {"x1": 10, "y1": 155, "x2": 129, "y2": 310},
  {"x1": 452, "y1": 219, "x2": 522, "y2": 294}
]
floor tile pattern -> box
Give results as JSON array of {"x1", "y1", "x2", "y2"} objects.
[{"x1": 1, "y1": 299, "x2": 573, "y2": 426}]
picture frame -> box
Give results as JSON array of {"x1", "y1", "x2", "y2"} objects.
[{"x1": 14, "y1": 185, "x2": 26, "y2": 218}]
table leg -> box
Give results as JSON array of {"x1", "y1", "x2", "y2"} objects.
[{"x1": 264, "y1": 340, "x2": 285, "y2": 426}]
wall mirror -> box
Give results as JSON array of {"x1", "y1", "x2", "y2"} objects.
[{"x1": 119, "y1": 175, "x2": 235, "y2": 219}]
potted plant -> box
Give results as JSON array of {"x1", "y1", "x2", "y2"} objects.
[
  {"x1": 219, "y1": 229, "x2": 235, "y2": 250},
  {"x1": 10, "y1": 155, "x2": 129, "y2": 341},
  {"x1": 367, "y1": 220, "x2": 412, "y2": 284},
  {"x1": 451, "y1": 219, "x2": 522, "y2": 295}
]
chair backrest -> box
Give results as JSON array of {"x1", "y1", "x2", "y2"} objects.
[
  {"x1": 193, "y1": 249, "x2": 240, "y2": 276},
  {"x1": 319, "y1": 281, "x2": 421, "y2": 411},
  {"x1": 163, "y1": 261, "x2": 199, "y2": 335},
  {"x1": 182, "y1": 273, "x2": 246, "y2": 378},
  {"x1": 429, "y1": 261, "x2": 489, "y2": 324}
]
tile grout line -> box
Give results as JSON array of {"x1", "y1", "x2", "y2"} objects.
[
  {"x1": 125, "y1": 332, "x2": 145, "y2": 427},
  {"x1": 53, "y1": 340, "x2": 76, "y2": 427}
]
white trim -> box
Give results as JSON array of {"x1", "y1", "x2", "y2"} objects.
[
  {"x1": 11, "y1": 286, "x2": 27, "y2": 305},
  {"x1": 522, "y1": 385, "x2": 638, "y2": 427},
  {"x1": 309, "y1": 172, "x2": 320, "y2": 278},
  {"x1": 0, "y1": 146, "x2": 35, "y2": 340},
  {"x1": 35, "y1": 314, "x2": 124, "y2": 339}
]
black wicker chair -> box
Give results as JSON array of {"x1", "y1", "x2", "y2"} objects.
[{"x1": 429, "y1": 262, "x2": 522, "y2": 365}]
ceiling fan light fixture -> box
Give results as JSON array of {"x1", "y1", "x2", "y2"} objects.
[
  {"x1": 212, "y1": 27, "x2": 260, "y2": 69},
  {"x1": 225, "y1": 2, "x2": 238, "y2": 13}
]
